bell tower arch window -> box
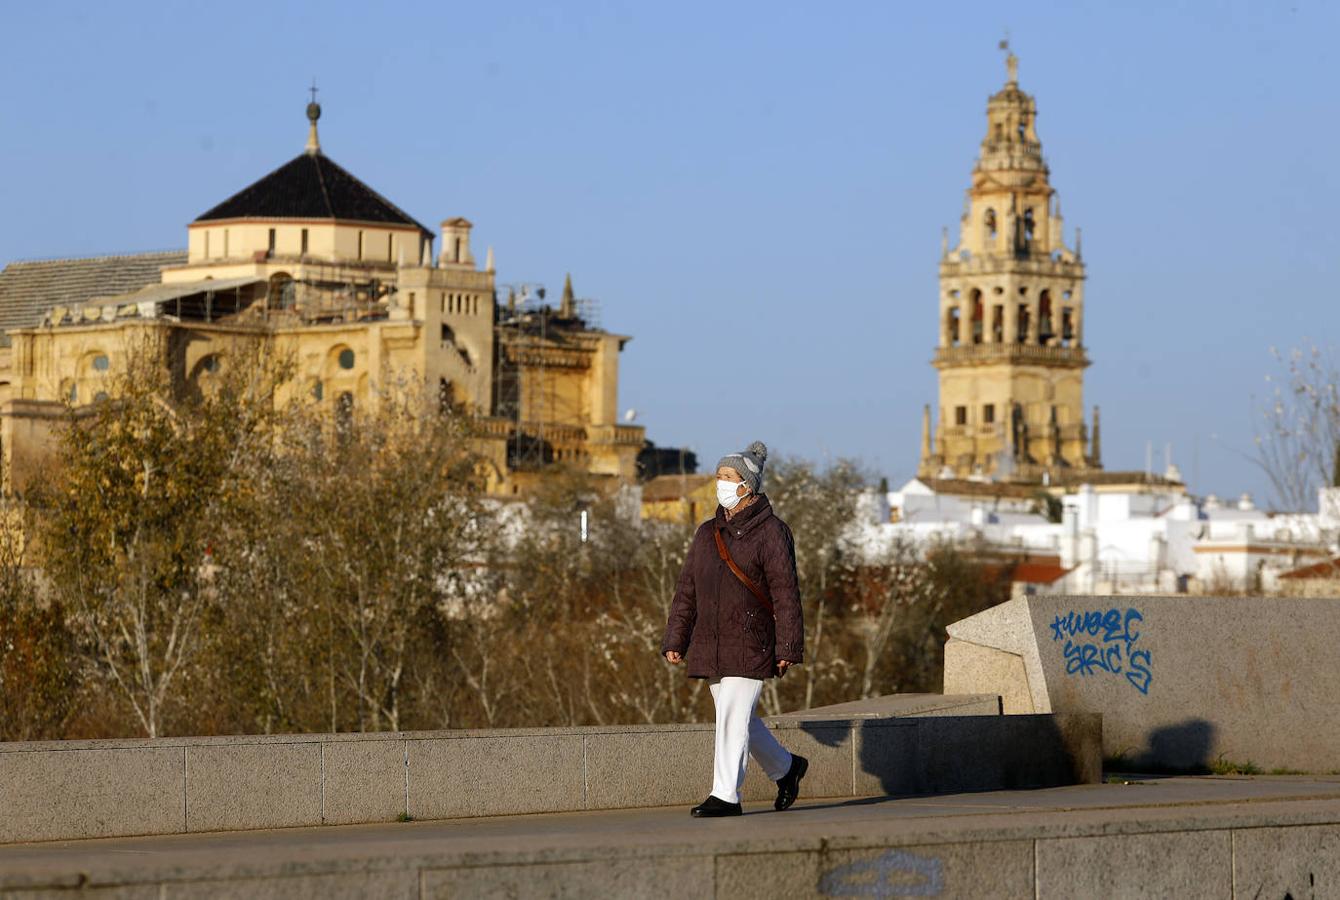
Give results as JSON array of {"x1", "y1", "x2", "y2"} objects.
[{"x1": 970, "y1": 289, "x2": 984, "y2": 344}]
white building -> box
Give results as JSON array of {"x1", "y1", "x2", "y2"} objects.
[{"x1": 858, "y1": 476, "x2": 1340, "y2": 595}]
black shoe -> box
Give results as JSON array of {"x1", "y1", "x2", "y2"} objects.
[
  {"x1": 691, "y1": 795, "x2": 743, "y2": 817},
  {"x1": 774, "y1": 754, "x2": 808, "y2": 811}
]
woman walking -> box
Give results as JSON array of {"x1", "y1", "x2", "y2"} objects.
[{"x1": 662, "y1": 441, "x2": 808, "y2": 817}]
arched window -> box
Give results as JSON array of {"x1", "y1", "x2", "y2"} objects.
[
  {"x1": 268, "y1": 273, "x2": 294, "y2": 310},
  {"x1": 947, "y1": 307, "x2": 961, "y2": 347},
  {"x1": 337, "y1": 348, "x2": 355, "y2": 370},
  {"x1": 984, "y1": 209, "x2": 997, "y2": 241},
  {"x1": 190, "y1": 353, "x2": 222, "y2": 389},
  {"x1": 970, "y1": 289, "x2": 984, "y2": 344},
  {"x1": 1022, "y1": 208, "x2": 1036, "y2": 250},
  {"x1": 1038, "y1": 290, "x2": 1054, "y2": 345}
]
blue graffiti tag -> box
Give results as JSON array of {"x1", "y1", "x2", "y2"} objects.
[
  {"x1": 1050, "y1": 607, "x2": 1152, "y2": 695},
  {"x1": 819, "y1": 849, "x2": 945, "y2": 897}
]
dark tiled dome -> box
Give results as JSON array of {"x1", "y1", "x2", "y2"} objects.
[{"x1": 195, "y1": 153, "x2": 430, "y2": 235}]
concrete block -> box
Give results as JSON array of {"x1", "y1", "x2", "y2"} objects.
[
  {"x1": 0, "y1": 747, "x2": 183, "y2": 843},
  {"x1": 947, "y1": 595, "x2": 1340, "y2": 772},
  {"x1": 583, "y1": 727, "x2": 714, "y2": 809},
  {"x1": 742, "y1": 724, "x2": 852, "y2": 802},
  {"x1": 943, "y1": 638, "x2": 1033, "y2": 713},
  {"x1": 769, "y1": 693, "x2": 1001, "y2": 721},
  {"x1": 1036, "y1": 830, "x2": 1232, "y2": 899},
  {"x1": 1232, "y1": 823, "x2": 1340, "y2": 899},
  {"x1": 408, "y1": 733, "x2": 584, "y2": 819},
  {"x1": 421, "y1": 855, "x2": 714, "y2": 898},
  {"x1": 715, "y1": 850, "x2": 819, "y2": 897},
  {"x1": 162, "y1": 871, "x2": 418, "y2": 899},
  {"x1": 853, "y1": 720, "x2": 920, "y2": 796},
  {"x1": 715, "y1": 842, "x2": 1034, "y2": 900},
  {"x1": 913, "y1": 714, "x2": 1101, "y2": 793},
  {"x1": 322, "y1": 739, "x2": 406, "y2": 825},
  {"x1": 186, "y1": 742, "x2": 321, "y2": 832},
  {"x1": 4, "y1": 889, "x2": 160, "y2": 900},
  {"x1": 819, "y1": 841, "x2": 1034, "y2": 900}
]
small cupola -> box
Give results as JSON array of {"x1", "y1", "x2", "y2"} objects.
[{"x1": 439, "y1": 218, "x2": 475, "y2": 267}]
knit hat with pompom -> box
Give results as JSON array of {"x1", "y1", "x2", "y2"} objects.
[{"x1": 716, "y1": 441, "x2": 768, "y2": 494}]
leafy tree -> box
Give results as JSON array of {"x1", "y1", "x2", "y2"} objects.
[
  {"x1": 33, "y1": 335, "x2": 289, "y2": 736},
  {"x1": 0, "y1": 504, "x2": 76, "y2": 741}
]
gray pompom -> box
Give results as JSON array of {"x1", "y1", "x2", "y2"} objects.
[{"x1": 747, "y1": 441, "x2": 768, "y2": 466}]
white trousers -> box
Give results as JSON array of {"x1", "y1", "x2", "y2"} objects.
[{"x1": 708, "y1": 676, "x2": 793, "y2": 804}]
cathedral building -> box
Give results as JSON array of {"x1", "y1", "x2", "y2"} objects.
[
  {"x1": 0, "y1": 100, "x2": 644, "y2": 493},
  {"x1": 919, "y1": 50, "x2": 1100, "y2": 484}
]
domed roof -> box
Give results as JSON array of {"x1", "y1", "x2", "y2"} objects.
[{"x1": 194, "y1": 152, "x2": 431, "y2": 235}]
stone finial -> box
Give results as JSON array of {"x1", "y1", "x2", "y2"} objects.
[
  {"x1": 999, "y1": 37, "x2": 1018, "y2": 85},
  {"x1": 305, "y1": 82, "x2": 322, "y2": 155},
  {"x1": 560, "y1": 273, "x2": 575, "y2": 318},
  {"x1": 485, "y1": 246, "x2": 495, "y2": 273},
  {"x1": 1090, "y1": 405, "x2": 1102, "y2": 468}
]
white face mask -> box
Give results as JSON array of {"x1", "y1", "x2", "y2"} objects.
[{"x1": 717, "y1": 479, "x2": 747, "y2": 510}]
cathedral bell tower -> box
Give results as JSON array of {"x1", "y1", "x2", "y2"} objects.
[{"x1": 919, "y1": 48, "x2": 1100, "y2": 483}]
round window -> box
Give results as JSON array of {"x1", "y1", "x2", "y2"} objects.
[
  {"x1": 200, "y1": 355, "x2": 220, "y2": 373},
  {"x1": 92, "y1": 354, "x2": 110, "y2": 372},
  {"x1": 337, "y1": 348, "x2": 355, "y2": 370}
]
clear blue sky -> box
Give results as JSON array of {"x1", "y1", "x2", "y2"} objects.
[{"x1": 3, "y1": 1, "x2": 1336, "y2": 507}]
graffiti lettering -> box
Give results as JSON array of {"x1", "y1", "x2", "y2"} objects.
[
  {"x1": 1050, "y1": 606, "x2": 1152, "y2": 695},
  {"x1": 819, "y1": 849, "x2": 945, "y2": 897}
]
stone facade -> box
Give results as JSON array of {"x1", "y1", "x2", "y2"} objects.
[
  {"x1": 0, "y1": 104, "x2": 644, "y2": 494},
  {"x1": 920, "y1": 52, "x2": 1100, "y2": 484}
]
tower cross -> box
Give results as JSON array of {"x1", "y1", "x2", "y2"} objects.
[{"x1": 309, "y1": 79, "x2": 319, "y2": 105}]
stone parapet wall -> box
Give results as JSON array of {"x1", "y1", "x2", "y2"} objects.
[
  {"x1": 0, "y1": 694, "x2": 1100, "y2": 845},
  {"x1": 945, "y1": 594, "x2": 1340, "y2": 772}
]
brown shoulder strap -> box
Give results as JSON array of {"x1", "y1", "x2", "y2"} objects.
[{"x1": 714, "y1": 527, "x2": 775, "y2": 617}]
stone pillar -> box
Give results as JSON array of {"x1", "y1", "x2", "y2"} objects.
[
  {"x1": 1005, "y1": 296, "x2": 1019, "y2": 345},
  {"x1": 920, "y1": 405, "x2": 933, "y2": 468},
  {"x1": 1027, "y1": 296, "x2": 1040, "y2": 344}
]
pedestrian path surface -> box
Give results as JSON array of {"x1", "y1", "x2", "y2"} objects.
[{"x1": 5, "y1": 775, "x2": 1340, "y2": 887}]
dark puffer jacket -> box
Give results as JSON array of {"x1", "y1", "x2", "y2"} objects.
[{"x1": 661, "y1": 495, "x2": 804, "y2": 680}]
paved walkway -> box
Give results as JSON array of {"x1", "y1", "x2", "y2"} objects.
[{"x1": 5, "y1": 775, "x2": 1340, "y2": 892}]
